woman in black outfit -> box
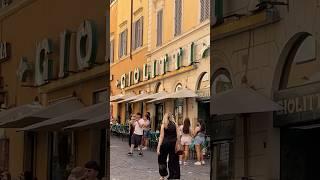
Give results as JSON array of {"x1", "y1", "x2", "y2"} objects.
[{"x1": 157, "y1": 113, "x2": 180, "y2": 180}]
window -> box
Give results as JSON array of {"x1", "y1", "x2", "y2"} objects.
[
  {"x1": 157, "y1": 10, "x2": 163, "y2": 46},
  {"x1": 93, "y1": 89, "x2": 107, "y2": 104},
  {"x1": 110, "y1": 39, "x2": 114, "y2": 64},
  {"x1": 212, "y1": 69, "x2": 232, "y2": 95},
  {"x1": 214, "y1": 142, "x2": 233, "y2": 180},
  {"x1": 132, "y1": 17, "x2": 143, "y2": 50},
  {"x1": 174, "y1": 0, "x2": 182, "y2": 36},
  {"x1": 174, "y1": 83, "x2": 183, "y2": 124},
  {"x1": 200, "y1": 0, "x2": 210, "y2": 22},
  {"x1": 119, "y1": 29, "x2": 128, "y2": 58}
]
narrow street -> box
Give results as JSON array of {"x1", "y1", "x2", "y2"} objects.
[{"x1": 110, "y1": 136, "x2": 210, "y2": 180}]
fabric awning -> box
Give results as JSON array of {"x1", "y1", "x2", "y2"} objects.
[
  {"x1": 0, "y1": 102, "x2": 43, "y2": 128},
  {"x1": 131, "y1": 91, "x2": 168, "y2": 103},
  {"x1": 110, "y1": 94, "x2": 123, "y2": 102},
  {"x1": 110, "y1": 93, "x2": 135, "y2": 102},
  {"x1": 0, "y1": 98, "x2": 84, "y2": 128},
  {"x1": 117, "y1": 93, "x2": 147, "y2": 103},
  {"x1": 63, "y1": 114, "x2": 107, "y2": 130},
  {"x1": 20, "y1": 101, "x2": 107, "y2": 131},
  {"x1": 211, "y1": 87, "x2": 283, "y2": 115},
  {"x1": 148, "y1": 88, "x2": 198, "y2": 103}
]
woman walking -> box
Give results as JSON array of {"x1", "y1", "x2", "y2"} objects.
[
  {"x1": 142, "y1": 113, "x2": 151, "y2": 150},
  {"x1": 179, "y1": 118, "x2": 193, "y2": 165},
  {"x1": 194, "y1": 119, "x2": 206, "y2": 165},
  {"x1": 157, "y1": 113, "x2": 180, "y2": 180}
]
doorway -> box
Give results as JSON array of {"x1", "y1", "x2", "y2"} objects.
[
  {"x1": 198, "y1": 101, "x2": 210, "y2": 123},
  {"x1": 155, "y1": 103, "x2": 163, "y2": 131},
  {"x1": 281, "y1": 127, "x2": 320, "y2": 180}
]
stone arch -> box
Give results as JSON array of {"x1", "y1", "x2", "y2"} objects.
[
  {"x1": 195, "y1": 71, "x2": 209, "y2": 91},
  {"x1": 272, "y1": 32, "x2": 312, "y2": 92}
]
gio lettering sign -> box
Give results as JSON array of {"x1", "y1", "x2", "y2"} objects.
[
  {"x1": 117, "y1": 41, "x2": 209, "y2": 89},
  {"x1": 17, "y1": 20, "x2": 97, "y2": 86}
]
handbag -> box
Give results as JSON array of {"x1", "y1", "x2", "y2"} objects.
[{"x1": 176, "y1": 143, "x2": 184, "y2": 155}]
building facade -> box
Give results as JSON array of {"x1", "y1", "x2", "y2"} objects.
[
  {"x1": 0, "y1": 0, "x2": 108, "y2": 179},
  {"x1": 211, "y1": 0, "x2": 320, "y2": 179},
  {"x1": 110, "y1": 0, "x2": 210, "y2": 131}
]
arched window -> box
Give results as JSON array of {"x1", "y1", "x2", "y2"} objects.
[
  {"x1": 175, "y1": 83, "x2": 183, "y2": 92},
  {"x1": 212, "y1": 68, "x2": 232, "y2": 95},
  {"x1": 279, "y1": 33, "x2": 318, "y2": 89},
  {"x1": 197, "y1": 72, "x2": 210, "y2": 90},
  {"x1": 155, "y1": 82, "x2": 162, "y2": 93},
  {"x1": 174, "y1": 83, "x2": 183, "y2": 124}
]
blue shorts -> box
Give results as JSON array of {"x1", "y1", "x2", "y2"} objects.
[
  {"x1": 194, "y1": 135, "x2": 205, "y2": 145},
  {"x1": 143, "y1": 130, "x2": 150, "y2": 138}
]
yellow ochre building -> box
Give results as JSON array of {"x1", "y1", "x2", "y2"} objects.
[{"x1": 110, "y1": 0, "x2": 210, "y2": 131}]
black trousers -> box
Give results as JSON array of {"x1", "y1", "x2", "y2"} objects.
[{"x1": 158, "y1": 142, "x2": 180, "y2": 179}]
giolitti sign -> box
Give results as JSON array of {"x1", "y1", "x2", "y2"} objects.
[{"x1": 16, "y1": 20, "x2": 98, "y2": 86}]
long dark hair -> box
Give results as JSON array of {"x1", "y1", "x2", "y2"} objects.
[
  {"x1": 198, "y1": 119, "x2": 206, "y2": 132},
  {"x1": 182, "y1": 118, "x2": 191, "y2": 134}
]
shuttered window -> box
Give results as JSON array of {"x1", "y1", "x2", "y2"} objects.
[
  {"x1": 174, "y1": 0, "x2": 182, "y2": 37},
  {"x1": 119, "y1": 29, "x2": 127, "y2": 58},
  {"x1": 110, "y1": 39, "x2": 114, "y2": 63},
  {"x1": 157, "y1": 10, "x2": 163, "y2": 47},
  {"x1": 200, "y1": 0, "x2": 210, "y2": 22},
  {"x1": 132, "y1": 17, "x2": 143, "y2": 51}
]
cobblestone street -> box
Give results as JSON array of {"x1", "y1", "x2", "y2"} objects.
[{"x1": 110, "y1": 136, "x2": 210, "y2": 180}]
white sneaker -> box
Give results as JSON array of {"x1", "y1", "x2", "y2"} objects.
[
  {"x1": 183, "y1": 161, "x2": 188, "y2": 166},
  {"x1": 201, "y1": 161, "x2": 205, "y2": 165},
  {"x1": 194, "y1": 161, "x2": 201, "y2": 166},
  {"x1": 179, "y1": 161, "x2": 182, "y2": 165}
]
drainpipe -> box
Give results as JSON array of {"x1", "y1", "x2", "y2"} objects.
[{"x1": 130, "y1": 0, "x2": 133, "y2": 60}]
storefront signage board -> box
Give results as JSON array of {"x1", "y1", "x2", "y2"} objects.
[{"x1": 274, "y1": 82, "x2": 320, "y2": 127}]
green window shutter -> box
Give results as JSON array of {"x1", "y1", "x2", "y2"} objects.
[{"x1": 215, "y1": 0, "x2": 223, "y2": 24}]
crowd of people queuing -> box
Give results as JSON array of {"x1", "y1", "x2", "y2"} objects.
[{"x1": 126, "y1": 111, "x2": 207, "y2": 180}]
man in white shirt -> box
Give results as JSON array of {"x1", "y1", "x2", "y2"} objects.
[{"x1": 128, "y1": 112, "x2": 145, "y2": 156}]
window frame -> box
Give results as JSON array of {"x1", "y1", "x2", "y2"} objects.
[
  {"x1": 118, "y1": 29, "x2": 128, "y2": 59},
  {"x1": 174, "y1": 0, "x2": 183, "y2": 37},
  {"x1": 156, "y1": 9, "x2": 163, "y2": 47}
]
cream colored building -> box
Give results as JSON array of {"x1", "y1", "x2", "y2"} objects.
[{"x1": 211, "y1": 0, "x2": 320, "y2": 180}]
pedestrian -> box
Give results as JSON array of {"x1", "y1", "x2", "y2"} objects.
[
  {"x1": 127, "y1": 112, "x2": 145, "y2": 156},
  {"x1": 128, "y1": 114, "x2": 135, "y2": 147},
  {"x1": 179, "y1": 117, "x2": 193, "y2": 166},
  {"x1": 67, "y1": 167, "x2": 86, "y2": 180},
  {"x1": 84, "y1": 161, "x2": 100, "y2": 180},
  {"x1": 194, "y1": 119, "x2": 206, "y2": 165},
  {"x1": 157, "y1": 113, "x2": 180, "y2": 180},
  {"x1": 142, "y1": 112, "x2": 151, "y2": 150}
]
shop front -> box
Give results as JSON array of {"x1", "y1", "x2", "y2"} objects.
[
  {"x1": 0, "y1": 0, "x2": 108, "y2": 178},
  {"x1": 273, "y1": 31, "x2": 320, "y2": 180}
]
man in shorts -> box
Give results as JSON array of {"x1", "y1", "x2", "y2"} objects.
[{"x1": 128, "y1": 112, "x2": 145, "y2": 156}]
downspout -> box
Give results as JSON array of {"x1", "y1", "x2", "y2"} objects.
[{"x1": 130, "y1": 0, "x2": 133, "y2": 60}]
